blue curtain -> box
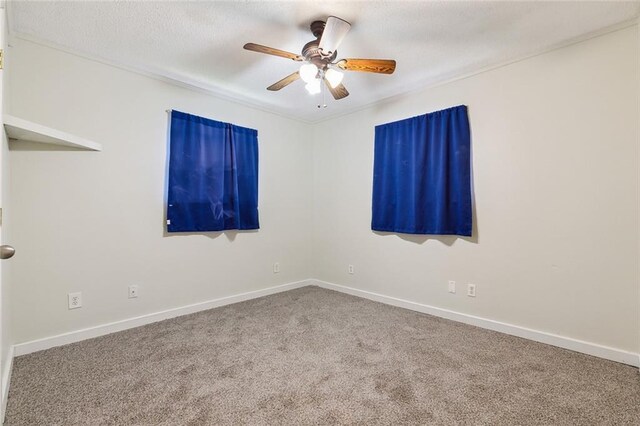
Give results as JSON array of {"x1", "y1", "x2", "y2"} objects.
[
  {"x1": 167, "y1": 111, "x2": 259, "y2": 232},
  {"x1": 372, "y1": 105, "x2": 472, "y2": 236}
]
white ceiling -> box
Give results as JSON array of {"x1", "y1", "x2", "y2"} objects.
[{"x1": 7, "y1": 1, "x2": 640, "y2": 123}]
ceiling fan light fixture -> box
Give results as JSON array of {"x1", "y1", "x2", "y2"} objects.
[
  {"x1": 299, "y1": 63, "x2": 318, "y2": 83},
  {"x1": 325, "y1": 68, "x2": 344, "y2": 88},
  {"x1": 305, "y1": 79, "x2": 321, "y2": 95}
]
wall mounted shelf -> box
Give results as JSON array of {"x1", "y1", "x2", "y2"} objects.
[{"x1": 3, "y1": 114, "x2": 102, "y2": 151}]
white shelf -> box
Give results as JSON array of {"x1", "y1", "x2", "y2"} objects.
[{"x1": 3, "y1": 114, "x2": 102, "y2": 151}]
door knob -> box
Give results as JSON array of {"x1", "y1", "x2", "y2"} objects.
[{"x1": 0, "y1": 245, "x2": 15, "y2": 260}]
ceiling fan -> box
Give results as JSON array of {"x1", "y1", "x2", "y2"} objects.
[{"x1": 243, "y1": 16, "x2": 396, "y2": 102}]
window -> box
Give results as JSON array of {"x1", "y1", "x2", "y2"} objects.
[
  {"x1": 167, "y1": 111, "x2": 259, "y2": 232},
  {"x1": 371, "y1": 105, "x2": 472, "y2": 236}
]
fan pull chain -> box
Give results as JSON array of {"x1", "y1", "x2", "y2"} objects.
[{"x1": 317, "y1": 77, "x2": 327, "y2": 109}]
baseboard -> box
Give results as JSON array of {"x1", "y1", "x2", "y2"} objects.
[
  {"x1": 312, "y1": 279, "x2": 640, "y2": 368},
  {"x1": 13, "y1": 280, "x2": 312, "y2": 357},
  {"x1": 1, "y1": 344, "x2": 14, "y2": 422},
  {"x1": 11, "y1": 278, "x2": 640, "y2": 368}
]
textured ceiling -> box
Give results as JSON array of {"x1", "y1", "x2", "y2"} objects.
[{"x1": 7, "y1": 1, "x2": 640, "y2": 123}]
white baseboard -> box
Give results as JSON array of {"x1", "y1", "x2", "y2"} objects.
[
  {"x1": 313, "y1": 279, "x2": 640, "y2": 368},
  {"x1": 1, "y1": 344, "x2": 14, "y2": 422},
  {"x1": 13, "y1": 280, "x2": 312, "y2": 357},
  {"x1": 10, "y1": 277, "x2": 640, "y2": 369}
]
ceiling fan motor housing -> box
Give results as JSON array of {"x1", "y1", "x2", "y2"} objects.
[{"x1": 302, "y1": 21, "x2": 337, "y2": 70}]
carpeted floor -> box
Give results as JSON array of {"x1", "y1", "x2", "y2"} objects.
[{"x1": 6, "y1": 286, "x2": 640, "y2": 425}]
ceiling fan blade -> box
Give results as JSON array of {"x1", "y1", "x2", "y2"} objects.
[
  {"x1": 319, "y1": 16, "x2": 351, "y2": 56},
  {"x1": 336, "y1": 59, "x2": 396, "y2": 74},
  {"x1": 267, "y1": 72, "x2": 300, "y2": 91},
  {"x1": 243, "y1": 43, "x2": 303, "y2": 61},
  {"x1": 323, "y1": 78, "x2": 349, "y2": 100}
]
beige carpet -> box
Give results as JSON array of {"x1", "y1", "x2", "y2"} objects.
[{"x1": 6, "y1": 286, "x2": 640, "y2": 425}]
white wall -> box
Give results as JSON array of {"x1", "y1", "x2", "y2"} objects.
[
  {"x1": 7, "y1": 38, "x2": 313, "y2": 343},
  {"x1": 312, "y1": 27, "x2": 639, "y2": 353}
]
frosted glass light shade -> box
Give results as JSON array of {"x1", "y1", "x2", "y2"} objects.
[
  {"x1": 325, "y1": 68, "x2": 344, "y2": 88},
  {"x1": 319, "y1": 16, "x2": 351, "y2": 55},
  {"x1": 305, "y1": 79, "x2": 321, "y2": 95},
  {"x1": 299, "y1": 63, "x2": 318, "y2": 83}
]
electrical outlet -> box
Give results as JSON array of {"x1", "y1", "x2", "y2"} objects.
[
  {"x1": 467, "y1": 283, "x2": 476, "y2": 297},
  {"x1": 448, "y1": 281, "x2": 456, "y2": 294},
  {"x1": 68, "y1": 292, "x2": 82, "y2": 309},
  {"x1": 348, "y1": 264, "x2": 354, "y2": 274},
  {"x1": 128, "y1": 285, "x2": 139, "y2": 299},
  {"x1": 273, "y1": 262, "x2": 280, "y2": 273}
]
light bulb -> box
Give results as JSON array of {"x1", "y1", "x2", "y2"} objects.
[
  {"x1": 325, "y1": 68, "x2": 344, "y2": 88},
  {"x1": 299, "y1": 63, "x2": 318, "y2": 83},
  {"x1": 305, "y1": 79, "x2": 321, "y2": 95}
]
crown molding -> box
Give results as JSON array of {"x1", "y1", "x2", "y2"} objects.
[{"x1": 5, "y1": 5, "x2": 638, "y2": 125}]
